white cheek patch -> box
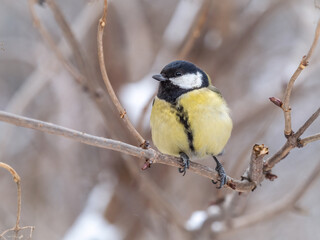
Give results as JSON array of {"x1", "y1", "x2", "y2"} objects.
[{"x1": 170, "y1": 71, "x2": 203, "y2": 89}]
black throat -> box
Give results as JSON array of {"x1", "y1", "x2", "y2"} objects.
[{"x1": 157, "y1": 81, "x2": 193, "y2": 104}]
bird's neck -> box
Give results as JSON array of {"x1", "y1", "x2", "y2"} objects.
[{"x1": 157, "y1": 81, "x2": 193, "y2": 104}]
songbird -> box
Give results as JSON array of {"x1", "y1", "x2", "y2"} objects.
[{"x1": 150, "y1": 60, "x2": 232, "y2": 188}]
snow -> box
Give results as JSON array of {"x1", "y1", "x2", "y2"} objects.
[
  {"x1": 185, "y1": 210, "x2": 208, "y2": 231},
  {"x1": 185, "y1": 205, "x2": 221, "y2": 231}
]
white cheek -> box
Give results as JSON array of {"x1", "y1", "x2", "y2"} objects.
[{"x1": 170, "y1": 72, "x2": 203, "y2": 89}]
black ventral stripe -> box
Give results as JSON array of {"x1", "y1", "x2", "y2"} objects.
[{"x1": 173, "y1": 104, "x2": 195, "y2": 152}]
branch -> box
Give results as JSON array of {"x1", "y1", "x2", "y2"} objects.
[
  {"x1": 281, "y1": 19, "x2": 320, "y2": 137},
  {"x1": 0, "y1": 110, "x2": 255, "y2": 192},
  {"x1": 97, "y1": 0, "x2": 147, "y2": 147},
  {"x1": 295, "y1": 107, "x2": 320, "y2": 138},
  {"x1": 300, "y1": 133, "x2": 320, "y2": 146},
  {"x1": 243, "y1": 144, "x2": 268, "y2": 189},
  {"x1": 0, "y1": 162, "x2": 21, "y2": 231},
  {"x1": 0, "y1": 162, "x2": 35, "y2": 239},
  {"x1": 265, "y1": 107, "x2": 320, "y2": 172},
  {"x1": 266, "y1": 18, "x2": 320, "y2": 171}
]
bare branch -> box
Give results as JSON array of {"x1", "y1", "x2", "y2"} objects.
[
  {"x1": 300, "y1": 133, "x2": 320, "y2": 147},
  {"x1": 246, "y1": 144, "x2": 269, "y2": 188},
  {"x1": 295, "y1": 107, "x2": 320, "y2": 138},
  {"x1": 97, "y1": 0, "x2": 147, "y2": 147},
  {"x1": 282, "y1": 19, "x2": 320, "y2": 137},
  {"x1": 264, "y1": 108, "x2": 319, "y2": 171},
  {"x1": 265, "y1": 18, "x2": 320, "y2": 172},
  {"x1": 0, "y1": 110, "x2": 256, "y2": 192},
  {"x1": 0, "y1": 162, "x2": 21, "y2": 230},
  {"x1": 264, "y1": 140, "x2": 293, "y2": 172},
  {"x1": 0, "y1": 162, "x2": 34, "y2": 239}
]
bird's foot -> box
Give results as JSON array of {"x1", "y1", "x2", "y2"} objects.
[
  {"x1": 178, "y1": 152, "x2": 190, "y2": 176},
  {"x1": 211, "y1": 156, "x2": 227, "y2": 189}
]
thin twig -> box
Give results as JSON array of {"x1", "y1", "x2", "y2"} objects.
[
  {"x1": 0, "y1": 163, "x2": 34, "y2": 240},
  {"x1": 300, "y1": 133, "x2": 320, "y2": 146},
  {"x1": 0, "y1": 162, "x2": 21, "y2": 231},
  {"x1": 282, "y1": 19, "x2": 320, "y2": 137},
  {"x1": 265, "y1": 107, "x2": 320, "y2": 171},
  {"x1": 97, "y1": 0, "x2": 147, "y2": 147},
  {"x1": 0, "y1": 110, "x2": 255, "y2": 192},
  {"x1": 295, "y1": 107, "x2": 320, "y2": 138},
  {"x1": 264, "y1": 141, "x2": 293, "y2": 172}
]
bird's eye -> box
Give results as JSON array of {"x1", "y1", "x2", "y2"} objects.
[{"x1": 175, "y1": 72, "x2": 182, "y2": 77}]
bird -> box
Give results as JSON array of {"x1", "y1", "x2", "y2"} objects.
[{"x1": 150, "y1": 60, "x2": 232, "y2": 188}]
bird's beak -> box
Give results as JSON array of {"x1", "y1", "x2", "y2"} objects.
[{"x1": 152, "y1": 74, "x2": 168, "y2": 82}]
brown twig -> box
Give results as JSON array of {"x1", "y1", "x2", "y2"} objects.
[
  {"x1": 0, "y1": 110, "x2": 255, "y2": 192},
  {"x1": 281, "y1": 19, "x2": 320, "y2": 137},
  {"x1": 0, "y1": 162, "x2": 21, "y2": 231},
  {"x1": 97, "y1": 0, "x2": 147, "y2": 147},
  {"x1": 300, "y1": 133, "x2": 320, "y2": 146},
  {"x1": 295, "y1": 107, "x2": 320, "y2": 138},
  {"x1": 0, "y1": 162, "x2": 35, "y2": 240},
  {"x1": 264, "y1": 107, "x2": 320, "y2": 172}
]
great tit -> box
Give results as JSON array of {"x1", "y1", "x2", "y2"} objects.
[{"x1": 150, "y1": 60, "x2": 232, "y2": 188}]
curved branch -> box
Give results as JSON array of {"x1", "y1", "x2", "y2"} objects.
[
  {"x1": 0, "y1": 162, "x2": 21, "y2": 231},
  {"x1": 282, "y1": 19, "x2": 320, "y2": 136},
  {"x1": 97, "y1": 0, "x2": 146, "y2": 147},
  {"x1": 265, "y1": 107, "x2": 320, "y2": 172},
  {"x1": 0, "y1": 162, "x2": 34, "y2": 239}
]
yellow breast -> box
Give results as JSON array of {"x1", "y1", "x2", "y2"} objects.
[{"x1": 150, "y1": 88, "x2": 232, "y2": 158}]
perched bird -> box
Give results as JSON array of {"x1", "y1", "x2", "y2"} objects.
[{"x1": 150, "y1": 60, "x2": 232, "y2": 188}]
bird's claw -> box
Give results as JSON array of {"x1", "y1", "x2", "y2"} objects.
[
  {"x1": 212, "y1": 156, "x2": 227, "y2": 189},
  {"x1": 178, "y1": 152, "x2": 190, "y2": 176}
]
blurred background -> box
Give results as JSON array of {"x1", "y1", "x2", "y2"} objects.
[{"x1": 0, "y1": 0, "x2": 320, "y2": 239}]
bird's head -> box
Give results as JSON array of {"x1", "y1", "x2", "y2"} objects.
[
  {"x1": 153, "y1": 61, "x2": 210, "y2": 103},
  {"x1": 152, "y1": 60, "x2": 209, "y2": 90}
]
